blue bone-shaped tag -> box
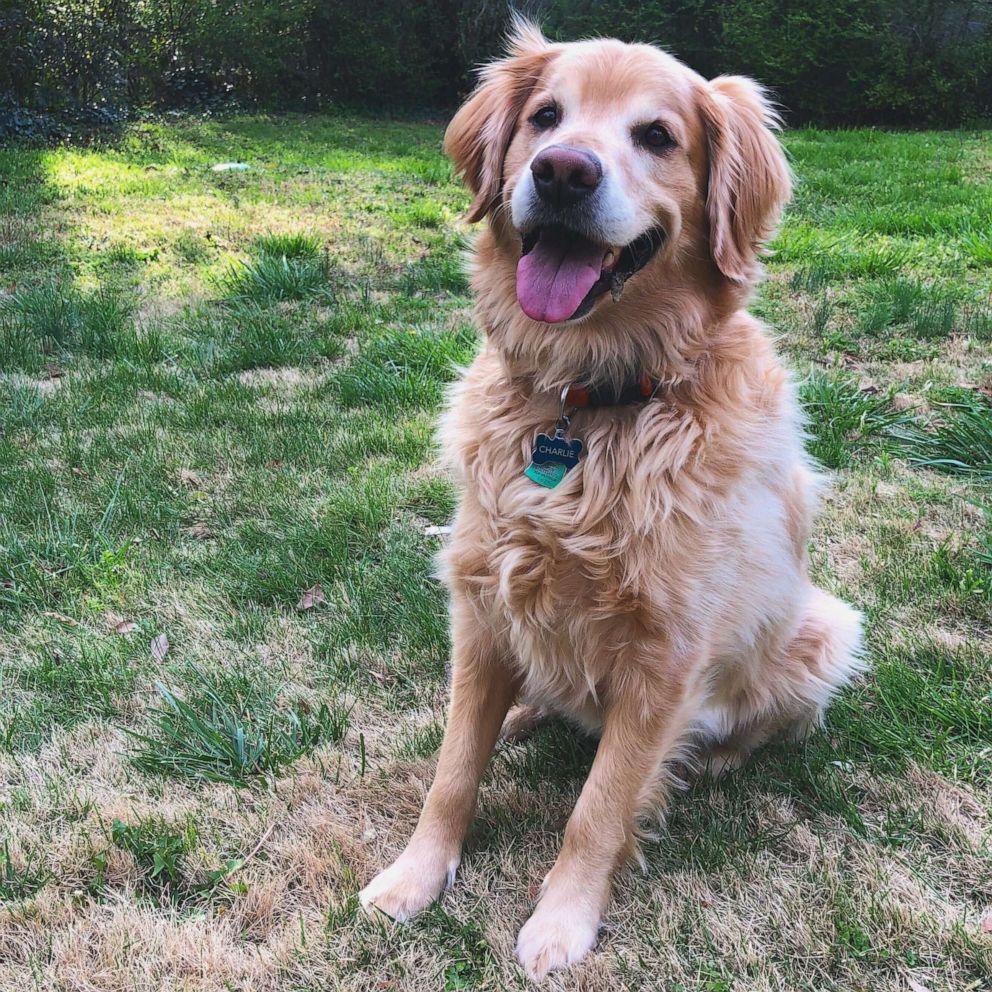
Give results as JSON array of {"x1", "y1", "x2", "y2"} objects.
[{"x1": 531, "y1": 432, "x2": 583, "y2": 470}]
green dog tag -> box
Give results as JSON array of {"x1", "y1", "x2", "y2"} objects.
[{"x1": 524, "y1": 460, "x2": 567, "y2": 488}]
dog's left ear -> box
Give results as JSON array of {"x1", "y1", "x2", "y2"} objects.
[
  {"x1": 699, "y1": 76, "x2": 792, "y2": 283},
  {"x1": 444, "y1": 19, "x2": 558, "y2": 223}
]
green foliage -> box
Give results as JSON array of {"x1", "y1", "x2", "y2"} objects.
[
  {"x1": 404, "y1": 475, "x2": 457, "y2": 525},
  {"x1": 218, "y1": 232, "x2": 332, "y2": 304},
  {"x1": 977, "y1": 505, "x2": 992, "y2": 570},
  {"x1": 541, "y1": 0, "x2": 992, "y2": 126},
  {"x1": 328, "y1": 323, "x2": 477, "y2": 411},
  {"x1": 3, "y1": 1, "x2": 990, "y2": 133},
  {"x1": 893, "y1": 401, "x2": 992, "y2": 480},
  {"x1": 399, "y1": 242, "x2": 471, "y2": 296},
  {"x1": 2, "y1": 109, "x2": 992, "y2": 990},
  {"x1": 110, "y1": 817, "x2": 196, "y2": 896},
  {"x1": 219, "y1": 254, "x2": 331, "y2": 305},
  {"x1": 0, "y1": 641, "x2": 141, "y2": 753},
  {"x1": 856, "y1": 278, "x2": 968, "y2": 340},
  {"x1": 0, "y1": 1, "x2": 130, "y2": 140},
  {"x1": 0, "y1": 280, "x2": 162, "y2": 370},
  {"x1": 834, "y1": 642, "x2": 992, "y2": 782},
  {"x1": 105, "y1": 816, "x2": 247, "y2": 907},
  {"x1": 253, "y1": 232, "x2": 322, "y2": 260},
  {"x1": 305, "y1": 1, "x2": 463, "y2": 109},
  {"x1": 0, "y1": 839, "x2": 51, "y2": 902}
]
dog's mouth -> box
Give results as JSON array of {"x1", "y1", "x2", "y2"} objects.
[{"x1": 516, "y1": 225, "x2": 666, "y2": 324}]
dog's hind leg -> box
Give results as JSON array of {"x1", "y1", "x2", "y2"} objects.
[
  {"x1": 701, "y1": 587, "x2": 864, "y2": 777},
  {"x1": 783, "y1": 585, "x2": 865, "y2": 733}
]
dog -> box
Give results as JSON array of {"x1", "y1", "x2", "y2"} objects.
[{"x1": 359, "y1": 20, "x2": 864, "y2": 980}]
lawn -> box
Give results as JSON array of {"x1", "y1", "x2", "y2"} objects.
[{"x1": 1, "y1": 114, "x2": 991, "y2": 992}]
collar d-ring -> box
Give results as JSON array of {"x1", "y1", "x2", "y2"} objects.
[{"x1": 555, "y1": 385, "x2": 574, "y2": 434}]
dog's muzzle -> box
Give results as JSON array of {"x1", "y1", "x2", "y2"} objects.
[{"x1": 516, "y1": 224, "x2": 666, "y2": 324}]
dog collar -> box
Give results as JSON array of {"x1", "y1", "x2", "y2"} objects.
[
  {"x1": 523, "y1": 376, "x2": 662, "y2": 488},
  {"x1": 564, "y1": 373, "x2": 660, "y2": 409}
]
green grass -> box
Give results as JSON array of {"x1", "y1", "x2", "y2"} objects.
[
  {"x1": 894, "y1": 400, "x2": 992, "y2": 480},
  {"x1": 129, "y1": 666, "x2": 350, "y2": 785},
  {"x1": 0, "y1": 114, "x2": 990, "y2": 989},
  {"x1": 218, "y1": 251, "x2": 333, "y2": 305},
  {"x1": 107, "y1": 815, "x2": 198, "y2": 899},
  {"x1": 799, "y1": 371, "x2": 910, "y2": 469},
  {"x1": 0, "y1": 839, "x2": 51, "y2": 902}
]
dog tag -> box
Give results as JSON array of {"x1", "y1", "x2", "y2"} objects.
[
  {"x1": 524, "y1": 460, "x2": 567, "y2": 488},
  {"x1": 531, "y1": 431, "x2": 583, "y2": 471},
  {"x1": 524, "y1": 428, "x2": 583, "y2": 488}
]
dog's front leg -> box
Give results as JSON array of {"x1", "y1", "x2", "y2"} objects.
[
  {"x1": 359, "y1": 609, "x2": 517, "y2": 921},
  {"x1": 515, "y1": 666, "x2": 694, "y2": 979}
]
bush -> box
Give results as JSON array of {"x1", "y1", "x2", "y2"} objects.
[
  {"x1": 540, "y1": 0, "x2": 992, "y2": 126},
  {"x1": 0, "y1": 0, "x2": 129, "y2": 140},
  {"x1": 305, "y1": 0, "x2": 463, "y2": 109},
  {"x1": 2, "y1": 0, "x2": 990, "y2": 132}
]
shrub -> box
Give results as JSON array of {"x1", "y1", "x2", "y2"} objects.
[
  {"x1": 2, "y1": 1, "x2": 990, "y2": 133},
  {"x1": 540, "y1": 0, "x2": 992, "y2": 126}
]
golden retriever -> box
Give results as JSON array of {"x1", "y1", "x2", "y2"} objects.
[{"x1": 360, "y1": 19, "x2": 863, "y2": 979}]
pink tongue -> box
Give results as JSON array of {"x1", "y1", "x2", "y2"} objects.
[{"x1": 516, "y1": 229, "x2": 604, "y2": 323}]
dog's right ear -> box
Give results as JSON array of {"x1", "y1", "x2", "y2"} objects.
[
  {"x1": 699, "y1": 76, "x2": 792, "y2": 283},
  {"x1": 444, "y1": 18, "x2": 557, "y2": 223}
]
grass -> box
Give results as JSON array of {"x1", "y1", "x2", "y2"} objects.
[
  {"x1": 894, "y1": 401, "x2": 992, "y2": 480},
  {"x1": 0, "y1": 839, "x2": 51, "y2": 902},
  {"x1": 128, "y1": 666, "x2": 351, "y2": 786},
  {"x1": 0, "y1": 114, "x2": 990, "y2": 991},
  {"x1": 218, "y1": 250, "x2": 333, "y2": 304},
  {"x1": 799, "y1": 371, "x2": 909, "y2": 469}
]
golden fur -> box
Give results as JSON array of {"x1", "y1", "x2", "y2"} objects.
[{"x1": 360, "y1": 21, "x2": 864, "y2": 979}]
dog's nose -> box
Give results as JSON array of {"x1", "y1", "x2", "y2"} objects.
[{"x1": 530, "y1": 145, "x2": 603, "y2": 208}]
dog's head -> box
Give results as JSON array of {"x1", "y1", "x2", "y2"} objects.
[{"x1": 445, "y1": 20, "x2": 790, "y2": 338}]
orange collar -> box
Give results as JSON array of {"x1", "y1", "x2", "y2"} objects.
[{"x1": 564, "y1": 374, "x2": 659, "y2": 409}]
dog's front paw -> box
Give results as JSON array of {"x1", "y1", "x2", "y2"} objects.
[
  {"x1": 359, "y1": 846, "x2": 459, "y2": 923},
  {"x1": 515, "y1": 896, "x2": 600, "y2": 980}
]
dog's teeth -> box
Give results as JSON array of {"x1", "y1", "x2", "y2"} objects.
[{"x1": 603, "y1": 250, "x2": 616, "y2": 270}]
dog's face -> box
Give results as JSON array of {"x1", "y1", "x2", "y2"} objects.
[
  {"x1": 445, "y1": 23, "x2": 791, "y2": 329},
  {"x1": 503, "y1": 42, "x2": 705, "y2": 324}
]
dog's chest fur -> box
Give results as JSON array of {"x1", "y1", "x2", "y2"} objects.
[{"x1": 438, "y1": 353, "x2": 726, "y2": 724}]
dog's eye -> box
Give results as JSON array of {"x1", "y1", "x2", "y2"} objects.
[
  {"x1": 532, "y1": 105, "x2": 559, "y2": 129},
  {"x1": 640, "y1": 123, "x2": 675, "y2": 151}
]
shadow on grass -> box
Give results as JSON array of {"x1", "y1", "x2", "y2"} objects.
[{"x1": 467, "y1": 689, "x2": 982, "y2": 879}]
